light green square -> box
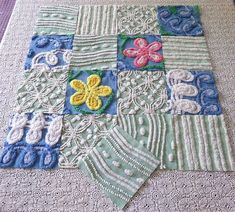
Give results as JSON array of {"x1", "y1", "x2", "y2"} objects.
[
  {"x1": 79, "y1": 125, "x2": 159, "y2": 209},
  {"x1": 35, "y1": 6, "x2": 79, "y2": 35},
  {"x1": 59, "y1": 114, "x2": 117, "y2": 168},
  {"x1": 117, "y1": 71, "x2": 167, "y2": 115},
  {"x1": 117, "y1": 5, "x2": 159, "y2": 34},
  {"x1": 70, "y1": 35, "x2": 117, "y2": 71},
  {"x1": 16, "y1": 69, "x2": 68, "y2": 114}
]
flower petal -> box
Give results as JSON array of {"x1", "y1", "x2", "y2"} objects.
[
  {"x1": 147, "y1": 41, "x2": 162, "y2": 51},
  {"x1": 70, "y1": 92, "x2": 87, "y2": 106},
  {"x1": 134, "y1": 54, "x2": 148, "y2": 68},
  {"x1": 94, "y1": 86, "x2": 112, "y2": 97},
  {"x1": 70, "y1": 80, "x2": 86, "y2": 92},
  {"x1": 133, "y1": 38, "x2": 148, "y2": 48},
  {"x1": 86, "y1": 93, "x2": 102, "y2": 110},
  {"x1": 87, "y1": 74, "x2": 101, "y2": 89},
  {"x1": 123, "y1": 48, "x2": 139, "y2": 58},
  {"x1": 148, "y1": 52, "x2": 164, "y2": 63}
]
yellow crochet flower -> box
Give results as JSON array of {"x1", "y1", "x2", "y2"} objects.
[{"x1": 70, "y1": 74, "x2": 112, "y2": 110}]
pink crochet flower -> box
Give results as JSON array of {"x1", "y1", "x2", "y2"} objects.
[{"x1": 123, "y1": 38, "x2": 163, "y2": 68}]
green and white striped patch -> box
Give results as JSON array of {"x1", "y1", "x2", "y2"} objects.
[{"x1": 79, "y1": 125, "x2": 160, "y2": 209}]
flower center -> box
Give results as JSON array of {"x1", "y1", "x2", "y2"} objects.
[{"x1": 138, "y1": 47, "x2": 149, "y2": 55}]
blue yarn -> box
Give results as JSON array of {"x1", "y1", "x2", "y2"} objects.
[
  {"x1": 0, "y1": 113, "x2": 60, "y2": 169},
  {"x1": 24, "y1": 35, "x2": 74, "y2": 70},
  {"x1": 166, "y1": 70, "x2": 222, "y2": 115},
  {"x1": 158, "y1": 6, "x2": 204, "y2": 36}
]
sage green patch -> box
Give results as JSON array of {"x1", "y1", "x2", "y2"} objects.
[
  {"x1": 79, "y1": 125, "x2": 160, "y2": 209},
  {"x1": 162, "y1": 36, "x2": 213, "y2": 70},
  {"x1": 70, "y1": 35, "x2": 117, "y2": 71},
  {"x1": 118, "y1": 114, "x2": 177, "y2": 170},
  {"x1": 117, "y1": 71, "x2": 168, "y2": 115},
  {"x1": 59, "y1": 114, "x2": 117, "y2": 168},
  {"x1": 117, "y1": 5, "x2": 159, "y2": 34},
  {"x1": 16, "y1": 69, "x2": 68, "y2": 114},
  {"x1": 35, "y1": 6, "x2": 79, "y2": 35},
  {"x1": 173, "y1": 115, "x2": 234, "y2": 171}
]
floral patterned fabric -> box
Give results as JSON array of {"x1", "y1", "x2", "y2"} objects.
[
  {"x1": 0, "y1": 3, "x2": 234, "y2": 210},
  {"x1": 118, "y1": 35, "x2": 164, "y2": 71},
  {"x1": 63, "y1": 70, "x2": 117, "y2": 115}
]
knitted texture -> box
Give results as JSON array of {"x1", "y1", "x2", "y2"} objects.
[
  {"x1": 0, "y1": 113, "x2": 62, "y2": 169},
  {"x1": 70, "y1": 35, "x2": 117, "y2": 70},
  {"x1": 162, "y1": 36, "x2": 212, "y2": 70},
  {"x1": 79, "y1": 125, "x2": 159, "y2": 208},
  {"x1": 35, "y1": 6, "x2": 79, "y2": 35},
  {"x1": 0, "y1": 0, "x2": 233, "y2": 208}
]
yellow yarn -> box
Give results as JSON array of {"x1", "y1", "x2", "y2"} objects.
[{"x1": 70, "y1": 74, "x2": 112, "y2": 110}]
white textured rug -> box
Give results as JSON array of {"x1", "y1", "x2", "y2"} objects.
[{"x1": 0, "y1": 0, "x2": 235, "y2": 211}]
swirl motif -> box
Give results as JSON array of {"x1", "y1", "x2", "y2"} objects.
[
  {"x1": 166, "y1": 69, "x2": 222, "y2": 115},
  {"x1": 158, "y1": 6, "x2": 203, "y2": 36},
  {"x1": 24, "y1": 35, "x2": 73, "y2": 71}
]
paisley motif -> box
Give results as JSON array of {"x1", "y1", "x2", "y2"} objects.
[
  {"x1": 172, "y1": 83, "x2": 198, "y2": 97},
  {"x1": 0, "y1": 113, "x2": 61, "y2": 169},
  {"x1": 166, "y1": 69, "x2": 222, "y2": 115},
  {"x1": 171, "y1": 99, "x2": 201, "y2": 114}
]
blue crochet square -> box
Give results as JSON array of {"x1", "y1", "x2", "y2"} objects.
[
  {"x1": 117, "y1": 34, "x2": 165, "y2": 71},
  {"x1": 24, "y1": 35, "x2": 74, "y2": 71},
  {"x1": 0, "y1": 113, "x2": 62, "y2": 169},
  {"x1": 63, "y1": 70, "x2": 117, "y2": 115},
  {"x1": 166, "y1": 70, "x2": 222, "y2": 115},
  {"x1": 157, "y1": 6, "x2": 204, "y2": 36}
]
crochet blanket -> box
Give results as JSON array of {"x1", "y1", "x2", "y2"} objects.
[{"x1": 0, "y1": 3, "x2": 234, "y2": 210}]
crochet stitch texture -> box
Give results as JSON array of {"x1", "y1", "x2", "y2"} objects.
[{"x1": 0, "y1": 4, "x2": 234, "y2": 210}]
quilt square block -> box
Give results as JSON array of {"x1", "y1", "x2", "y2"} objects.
[
  {"x1": 162, "y1": 36, "x2": 212, "y2": 70},
  {"x1": 64, "y1": 70, "x2": 117, "y2": 115},
  {"x1": 24, "y1": 35, "x2": 73, "y2": 71},
  {"x1": 117, "y1": 5, "x2": 159, "y2": 35},
  {"x1": 17, "y1": 68, "x2": 68, "y2": 114},
  {"x1": 166, "y1": 69, "x2": 222, "y2": 115},
  {"x1": 117, "y1": 35, "x2": 164, "y2": 71},
  {"x1": 117, "y1": 71, "x2": 167, "y2": 115},
  {"x1": 76, "y1": 5, "x2": 117, "y2": 35},
  {"x1": 158, "y1": 6, "x2": 203, "y2": 36},
  {"x1": 0, "y1": 113, "x2": 62, "y2": 169},
  {"x1": 59, "y1": 114, "x2": 117, "y2": 168},
  {"x1": 70, "y1": 35, "x2": 117, "y2": 71},
  {"x1": 173, "y1": 115, "x2": 234, "y2": 171},
  {"x1": 79, "y1": 125, "x2": 160, "y2": 209},
  {"x1": 35, "y1": 6, "x2": 79, "y2": 35},
  {"x1": 118, "y1": 114, "x2": 176, "y2": 170}
]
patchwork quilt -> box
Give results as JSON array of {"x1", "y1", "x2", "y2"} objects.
[{"x1": 0, "y1": 5, "x2": 234, "y2": 209}]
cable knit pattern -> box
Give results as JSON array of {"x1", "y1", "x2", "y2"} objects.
[{"x1": 0, "y1": 0, "x2": 235, "y2": 211}]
